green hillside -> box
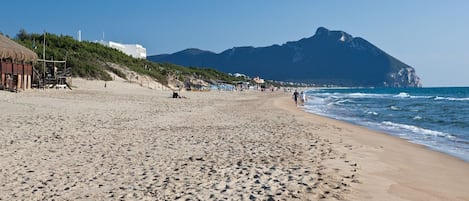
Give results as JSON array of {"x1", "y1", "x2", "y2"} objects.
[{"x1": 13, "y1": 30, "x2": 244, "y2": 86}]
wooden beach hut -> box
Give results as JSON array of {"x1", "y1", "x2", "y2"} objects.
[{"x1": 0, "y1": 34, "x2": 37, "y2": 91}]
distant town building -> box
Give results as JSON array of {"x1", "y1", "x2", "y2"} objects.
[
  {"x1": 232, "y1": 73, "x2": 248, "y2": 78},
  {"x1": 98, "y1": 41, "x2": 147, "y2": 59},
  {"x1": 253, "y1": 76, "x2": 265, "y2": 84}
]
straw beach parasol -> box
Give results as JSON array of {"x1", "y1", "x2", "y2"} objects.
[{"x1": 0, "y1": 34, "x2": 37, "y2": 62}]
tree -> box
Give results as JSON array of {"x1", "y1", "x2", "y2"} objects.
[{"x1": 16, "y1": 29, "x2": 28, "y2": 40}]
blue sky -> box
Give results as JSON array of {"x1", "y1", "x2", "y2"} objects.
[{"x1": 1, "y1": 0, "x2": 468, "y2": 86}]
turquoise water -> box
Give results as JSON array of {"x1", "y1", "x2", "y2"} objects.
[{"x1": 304, "y1": 87, "x2": 469, "y2": 162}]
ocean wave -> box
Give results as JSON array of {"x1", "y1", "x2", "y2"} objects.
[
  {"x1": 348, "y1": 93, "x2": 389, "y2": 98},
  {"x1": 306, "y1": 87, "x2": 469, "y2": 162},
  {"x1": 310, "y1": 92, "x2": 404, "y2": 100},
  {"x1": 326, "y1": 102, "x2": 335, "y2": 106},
  {"x1": 349, "y1": 92, "x2": 374, "y2": 97},
  {"x1": 394, "y1": 92, "x2": 411, "y2": 98},
  {"x1": 312, "y1": 92, "x2": 343, "y2": 98},
  {"x1": 334, "y1": 99, "x2": 354, "y2": 105},
  {"x1": 303, "y1": 106, "x2": 334, "y2": 118},
  {"x1": 366, "y1": 111, "x2": 379, "y2": 116},
  {"x1": 393, "y1": 92, "x2": 436, "y2": 99},
  {"x1": 434, "y1": 96, "x2": 469, "y2": 101},
  {"x1": 381, "y1": 121, "x2": 454, "y2": 139}
]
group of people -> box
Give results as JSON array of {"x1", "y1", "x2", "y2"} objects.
[{"x1": 292, "y1": 90, "x2": 308, "y2": 106}]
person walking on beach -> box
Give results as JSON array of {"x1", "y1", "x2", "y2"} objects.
[
  {"x1": 300, "y1": 91, "x2": 307, "y2": 106},
  {"x1": 292, "y1": 90, "x2": 299, "y2": 105}
]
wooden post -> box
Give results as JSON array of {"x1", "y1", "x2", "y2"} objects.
[
  {"x1": 0, "y1": 61, "x2": 2, "y2": 87},
  {"x1": 17, "y1": 74, "x2": 22, "y2": 91},
  {"x1": 23, "y1": 74, "x2": 27, "y2": 90},
  {"x1": 27, "y1": 75, "x2": 31, "y2": 89},
  {"x1": 5, "y1": 75, "x2": 9, "y2": 89}
]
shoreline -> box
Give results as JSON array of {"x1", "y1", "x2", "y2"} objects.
[
  {"x1": 277, "y1": 95, "x2": 469, "y2": 200},
  {"x1": 300, "y1": 105, "x2": 469, "y2": 164},
  {"x1": 1, "y1": 81, "x2": 469, "y2": 200},
  {"x1": 301, "y1": 87, "x2": 469, "y2": 164}
]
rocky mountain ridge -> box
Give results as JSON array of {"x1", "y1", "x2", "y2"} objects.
[{"x1": 149, "y1": 27, "x2": 422, "y2": 87}]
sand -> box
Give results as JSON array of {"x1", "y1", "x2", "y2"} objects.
[{"x1": 1, "y1": 79, "x2": 468, "y2": 200}]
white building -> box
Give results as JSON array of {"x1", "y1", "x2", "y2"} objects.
[
  {"x1": 99, "y1": 41, "x2": 147, "y2": 59},
  {"x1": 253, "y1": 76, "x2": 265, "y2": 84}
]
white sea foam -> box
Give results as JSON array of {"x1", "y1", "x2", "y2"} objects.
[
  {"x1": 413, "y1": 116, "x2": 423, "y2": 120},
  {"x1": 390, "y1": 106, "x2": 400, "y2": 111},
  {"x1": 446, "y1": 135, "x2": 456, "y2": 140},
  {"x1": 349, "y1": 92, "x2": 370, "y2": 97},
  {"x1": 394, "y1": 92, "x2": 411, "y2": 98},
  {"x1": 434, "y1": 96, "x2": 469, "y2": 101},
  {"x1": 366, "y1": 111, "x2": 379, "y2": 116},
  {"x1": 411, "y1": 95, "x2": 434, "y2": 99},
  {"x1": 381, "y1": 121, "x2": 453, "y2": 138},
  {"x1": 303, "y1": 105, "x2": 332, "y2": 118},
  {"x1": 348, "y1": 93, "x2": 389, "y2": 98},
  {"x1": 335, "y1": 99, "x2": 354, "y2": 105}
]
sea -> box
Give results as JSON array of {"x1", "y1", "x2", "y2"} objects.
[{"x1": 303, "y1": 87, "x2": 469, "y2": 162}]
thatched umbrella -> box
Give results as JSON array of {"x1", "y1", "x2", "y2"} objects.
[{"x1": 0, "y1": 34, "x2": 37, "y2": 62}]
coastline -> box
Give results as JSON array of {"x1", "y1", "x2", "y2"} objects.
[
  {"x1": 302, "y1": 87, "x2": 469, "y2": 163},
  {"x1": 277, "y1": 95, "x2": 469, "y2": 200},
  {"x1": 1, "y1": 80, "x2": 468, "y2": 200}
]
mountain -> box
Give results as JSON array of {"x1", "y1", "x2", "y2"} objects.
[{"x1": 149, "y1": 27, "x2": 422, "y2": 87}]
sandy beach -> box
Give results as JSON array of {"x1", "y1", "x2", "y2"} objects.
[{"x1": 1, "y1": 79, "x2": 469, "y2": 201}]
